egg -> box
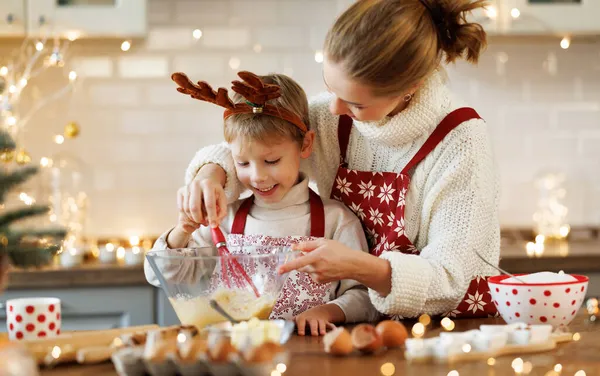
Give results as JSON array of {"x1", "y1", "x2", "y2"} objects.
[
  {"x1": 351, "y1": 324, "x2": 383, "y2": 354},
  {"x1": 375, "y1": 320, "x2": 408, "y2": 348},
  {"x1": 208, "y1": 336, "x2": 238, "y2": 363},
  {"x1": 178, "y1": 337, "x2": 208, "y2": 362},
  {"x1": 323, "y1": 327, "x2": 353, "y2": 356},
  {"x1": 243, "y1": 341, "x2": 284, "y2": 363}
]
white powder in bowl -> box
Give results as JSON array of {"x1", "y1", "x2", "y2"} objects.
[{"x1": 503, "y1": 271, "x2": 577, "y2": 284}]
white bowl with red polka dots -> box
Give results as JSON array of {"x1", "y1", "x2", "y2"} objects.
[
  {"x1": 6, "y1": 297, "x2": 61, "y2": 340},
  {"x1": 488, "y1": 274, "x2": 588, "y2": 328}
]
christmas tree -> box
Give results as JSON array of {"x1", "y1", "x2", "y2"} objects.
[{"x1": 0, "y1": 130, "x2": 66, "y2": 267}]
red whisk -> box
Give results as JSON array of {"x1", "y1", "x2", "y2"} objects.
[{"x1": 210, "y1": 227, "x2": 260, "y2": 297}]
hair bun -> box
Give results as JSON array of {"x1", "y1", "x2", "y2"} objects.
[{"x1": 420, "y1": 0, "x2": 488, "y2": 64}]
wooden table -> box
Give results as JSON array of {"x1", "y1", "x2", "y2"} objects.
[{"x1": 40, "y1": 312, "x2": 600, "y2": 376}]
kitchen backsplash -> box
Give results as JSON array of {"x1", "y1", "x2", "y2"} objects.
[{"x1": 3, "y1": 0, "x2": 599, "y2": 237}]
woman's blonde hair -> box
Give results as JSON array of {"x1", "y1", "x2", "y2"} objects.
[
  {"x1": 224, "y1": 74, "x2": 309, "y2": 145},
  {"x1": 324, "y1": 0, "x2": 488, "y2": 97}
]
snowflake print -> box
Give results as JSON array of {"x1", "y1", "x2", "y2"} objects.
[
  {"x1": 381, "y1": 241, "x2": 399, "y2": 252},
  {"x1": 349, "y1": 202, "x2": 365, "y2": 220},
  {"x1": 393, "y1": 218, "x2": 405, "y2": 236},
  {"x1": 405, "y1": 244, "x2": 419, "y2": 254},
  {"x1": 377, "y1": 182, "x2": 396, "y2": 205},
  {"x1": 398, "y1": 187, "x2": 407, "y2": 206},
  {"x1": 335, "y1": 177, "x2": 353, "y2": 196},
  {"x1": 443, "y1": 309, "x2": 462, "y2": 318},
  {"x1": 465, "y1": 291, "x2": 486, "y2": 314},
  {"x1": 368, "y1": 208, "x2": 384, "y2": 226},
  {"x1": 366, "y1": 228, "x2": 379, "y2": 247},
  {"x1": 358, "y1": 180, "x2": 376, "y2": 199},
  {"x1": 386, "y1": 213, "x2": 395, "y2": 227}
]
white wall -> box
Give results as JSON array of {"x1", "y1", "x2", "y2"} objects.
[{"x1": 9, "y1": 0, "x2": 600, "y2": 237}]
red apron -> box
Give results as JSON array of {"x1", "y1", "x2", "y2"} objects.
[
  {"x1": 226, "y1": 189, "x2": 337, "y2": 320},
  {"x1": 330, "y1": 108, "x2": 497, "y2": 319}
]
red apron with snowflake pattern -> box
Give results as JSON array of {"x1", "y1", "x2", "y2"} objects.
[
  {"x1": 225, "y1": 189, "x2": 337, "y2": 320},
  {"x1": 330, "y1": 108, "x2": 497, "y2": 319}
]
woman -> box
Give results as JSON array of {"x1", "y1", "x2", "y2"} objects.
[{"x1": 179, "y1": 0, "x2": 500, "y2": 326}]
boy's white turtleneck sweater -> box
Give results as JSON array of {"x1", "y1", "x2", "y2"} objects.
[
  {"x1": 183, "y1": 71, "x2": 501, "y2": 318},
  {"x1": 146, "y1": 176, "x2": 380, "y2": 323}
]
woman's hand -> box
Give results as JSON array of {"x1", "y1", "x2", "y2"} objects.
[
  {"x1": 279, "y1": 239, "x2": 393, "y2": 296},
  {"x1": 278, "y1": 239, "x2": 362, "y2": 283},
  {"x1": 178, "y1": 164, "x2": 228, "y2": 228},
  {"x1": 294, "y1": 304, "x2": 344, "y2": 336}
]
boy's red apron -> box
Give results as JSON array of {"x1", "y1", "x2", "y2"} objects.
[
  {"x1": 226, "y1": 189, "x2": 336, "y2": 320},
  {"x1": 330, "y1": 108, "x2": 497, "y2": 319}
]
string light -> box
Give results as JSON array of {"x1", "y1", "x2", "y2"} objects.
[
  {"x1": 68, "y1": 71, "x2": 77, "y2": 81},
  {"x1": 121, "y1": 40, "x2": 131, "y2": 51},
  {"x1": 177, "y1": 332, "x2": 187, "y2": 344},
  {"x1": 19, "y1": 78, "x2": 28, "y2": 88},
  {"x1": 560, "y1": 37, "x2": 571, "y2": 50},
  {"x1": 35, "y1": 41, "x2": 44, "y2": 51},
  {"x1": 380, "y1": 363, "x2": 395, "y2": 376},
  {"x1": 314, "y1": 51, "x2": 324, "y2": 63},
  {"x1": 192, "y1": 29, "x2": 202, "y2": 39},
  {"x1": 574, "y1": 371, "x2": 586, "y2": 376},
  {"x1": 487, "y1": 358, "x2": 496, "y2": 366},
  {"x1": 523, "y1": 361, "x2": 533, "y2": 374},
  {"x1": 484, "y1": 6, "x2": 497, "y2": 19},
  {"x1": 418, "y1": 314, "x2": 431, "y2": 326},
  {"x1": 117, "y1": 247, "x2": 125, "y2": 260},
  {"x1": 441, "y1": 317, "x2": 455, "y2": 331},
  {"x1": 512, "y1": 358, "x2": 524, "y2": 373},
  {"x1": 229, "y1": 57, "x2": 241, "y2": 70},
  {"x1": 8, "y1": 85, "x2": 17, "y2": 93},
  {"x1": 0, "y1": 66, "x2": 7, "y2": 76},
  {"x1": 129, "y1": 236, "x2": 140, "y2": 247},
  {"x1": 276, "y1": 363, "x2": 287, "y2": 373},
  {"x1": 411, "y1": 323, "x2": 425, "y2": 337},
  {"x1": 66, "y1": 31, "x2": 80, "y2": 41},
  {"x1": 253, "y1": 44, "x2": 263, "y2": 53},
  {"x1": 271, "y1": 371, "x2": 281, "y2": 376},
  {"x1": 510, "y1": 8, "x2": 521, "y2": 19},
  {"x1": 572, "y1": 332, "x2": 581, "y2": 341},
  {"x1": 447, "y1": 371, "x2": 459, "y2": 376},
  {"x1": 553, "y1": 364, "x2": 562, "y2": 372},
  {"x1": 461, "y1": 344, "x2": 471, "y2": 353},
  {"x1": 7, "y1": 116, "x2": 17, "y2": 126},
  {"x1": 54, "y1": 135, "x2": 65, "y2": 144}
]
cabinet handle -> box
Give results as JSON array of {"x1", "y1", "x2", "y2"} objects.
[{"x1": 6, "y1": 13, "x2": 14, "y2": 24}]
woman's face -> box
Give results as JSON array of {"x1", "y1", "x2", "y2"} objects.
[{"x1": 323, "y1": 58, "x2": 406, "y2": 122}]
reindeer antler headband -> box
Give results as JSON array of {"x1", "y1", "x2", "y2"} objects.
[{"x1": 171, "y1": 71, "x2": 308, "y2": 133}]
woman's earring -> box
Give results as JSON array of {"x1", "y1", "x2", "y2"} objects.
[{"x1": 403, "y1": 93, "x2": 413, "y2": 102}]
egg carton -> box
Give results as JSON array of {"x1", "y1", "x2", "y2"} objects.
[
  {"x1": 111, "y1": 346, "x2": 290, "y2": 376},
  {"x1": 405, "y1": 323, "x2": 573, "y2": 364}
]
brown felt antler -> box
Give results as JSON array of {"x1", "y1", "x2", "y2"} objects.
[
  {"x1": 171, "y1": 71, "x2": 308, "y2": 133},
  {"x1": 171, "y1": 72, "x2": 235, "y2": 110}
]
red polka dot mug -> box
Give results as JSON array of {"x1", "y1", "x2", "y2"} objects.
[{"x1": 5, "y1": 297, "x2": 61, "y2": 340}]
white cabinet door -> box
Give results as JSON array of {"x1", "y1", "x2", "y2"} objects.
[
  {"x1": 0, "y1": 0, "x2": 26, "y2": 36},
  {"x1": 504, "y1": 0, "x2": 600, "y2": 34},
  {"x1": 27, "y1": 0, "x2": 147, "y2": 38}
]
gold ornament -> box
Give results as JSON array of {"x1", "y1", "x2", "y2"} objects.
[
  {"x1": 64, "y1": 121, "x2": 80, "y2": 138},
  {"x1": 15, "y1": 149, "x2": 32, "y2": 165},
  {"x1": 0, "y1": 149, "x2": 15, "y2": 163}
]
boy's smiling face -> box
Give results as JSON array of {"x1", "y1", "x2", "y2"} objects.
[{"x1": 230, "y1": 132, "x2": 314, "y2": 204}]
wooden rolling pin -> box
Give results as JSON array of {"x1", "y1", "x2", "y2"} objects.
[{"x1": 24, "y1": 324, "x2": 161, "y2": 365}]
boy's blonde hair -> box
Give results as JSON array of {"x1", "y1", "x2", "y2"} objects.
[
  {"x1": 224, "y1": 74, "x2": 309, "y2": 145},
  {"x1": 325, "y1": 0, "x2": 488, "y2": 97}
]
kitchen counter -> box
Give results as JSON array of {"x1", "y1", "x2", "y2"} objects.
[
  {"x1": 6, "y1": 262, "x2": 146, "y2": 289},
  {"x1": 6, "y1": 240, "x2": 600, "y2": 290},
  {"x1": 39, "y1": 311, "x2": 600, "y2": 376}
]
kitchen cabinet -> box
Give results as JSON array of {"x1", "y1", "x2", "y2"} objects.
[
  {"x1": 0, "y1": 0, "x2": 26, "y2": 36},
  {"x1": 0, "y1": 286, "x2": 154, "y2": 331},
  {"x1": 496, "y1": 0, "x2": 600, "y2": 35}
]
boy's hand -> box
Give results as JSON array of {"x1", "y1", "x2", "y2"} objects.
[
  {"x1": 178, "y1": 164, "x2": 228, "y2": 228},
  {"x1": 294, "y1": 304, "x2": 345, "y2": 336}
]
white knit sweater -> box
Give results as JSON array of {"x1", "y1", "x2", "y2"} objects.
[{"x1": 184, "y1": 71, "x2": 500, "y2": 318}]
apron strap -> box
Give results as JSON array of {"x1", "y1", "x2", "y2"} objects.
[
  {"x1": 308, "y1": 188, "x2": 325, "y2": 238},
  {"x1": 230, "y1": 195, "x2": 254, "y2": 235},
  {"x1": 230, "y1": 188, "x2": 326, "y2": 238},
  {"x1": 400, "y1": 107, "x2": 481, "y2": 175},
  {"x1": 337, "y1": 115, "x2": 353, "y2": 165}
]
